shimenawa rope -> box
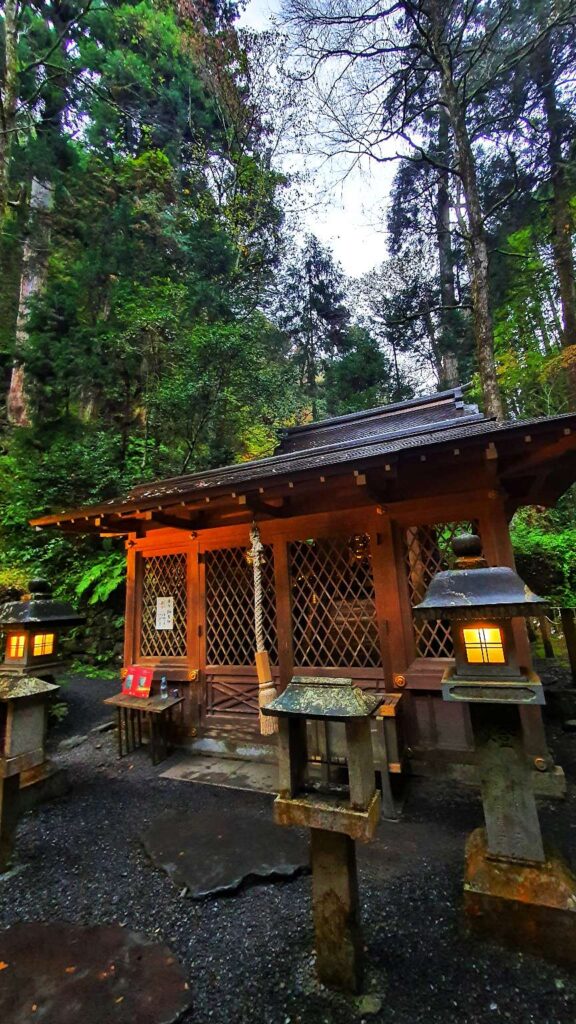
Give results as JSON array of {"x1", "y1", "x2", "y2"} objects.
[{"x1": 250, "y1": 523, "x2": 278, "y2": 735}]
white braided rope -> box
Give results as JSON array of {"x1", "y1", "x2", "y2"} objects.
[{"x1": 250, "y1": 523, "x2": 265, "y2": 653}]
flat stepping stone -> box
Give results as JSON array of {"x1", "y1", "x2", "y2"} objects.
[
  {"x1": 0, "y1": 922, "x2": 191, "y2": 1024},
  {"x1": 141, "y1": 808, "x2": 308, "y2": 898},
  {"x1": 161, "y1": 755, "x2": 276, "y2": 794}
]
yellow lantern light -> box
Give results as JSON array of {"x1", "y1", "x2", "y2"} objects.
[
  {"x1": 462, "y1": 626, "x2": 505, "y2": 665},
  {"x1": 32, "y1": 633, "x2": 55, "y2": 657},
  {"x1": 7, "y1": 634, "x2": 26, "y2": 660}
]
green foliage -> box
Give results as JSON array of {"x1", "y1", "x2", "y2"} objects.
[
  {"x1": 2, "y1": 0, "x2": 576, "y2": 673},
  {"x1": 511, "y1": 502, "x2": 576, "y2": 606},
  {"x1": 75, "y1": 549, "x2": 127, "y2": 605},
  {"x1": 48, "y1": 700, "x2": 69, "y2": 723}
]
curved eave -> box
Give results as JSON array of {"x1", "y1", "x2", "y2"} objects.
[{"x1": 29, "y1": 412, "x2": 576, "y2": 534}]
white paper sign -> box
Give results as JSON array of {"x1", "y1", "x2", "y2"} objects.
[{"x1": 155, "y1": 596, "x2": 174, "y2": 630}]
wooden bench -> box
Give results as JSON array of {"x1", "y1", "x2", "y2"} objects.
[{"x1": 104, "y1": 693, "x2": 184, "y2": 766}]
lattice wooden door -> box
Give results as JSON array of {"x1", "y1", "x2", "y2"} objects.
[
  {"x1": 140, "y1": 553, "x2": 188, "y2": 659},
  {"x1": 404, "y1": 520, "x2": 479, "y2": 658},
  {"x1": 204, "y1": 545, "x2": 277, "y2": 718},
  {"x1": 289, "y1": 536, "x2": 381, "y2": 671}
]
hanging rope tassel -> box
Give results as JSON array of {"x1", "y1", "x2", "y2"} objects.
[{"x1": 250, "y1": 523, "x2": 278, "y2": 735}]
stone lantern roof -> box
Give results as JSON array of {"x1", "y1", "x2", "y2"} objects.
[
  {"x1": 0, "y1": 579, "x2": 85, "y2": 629},
  {"x1": 413, "y1": 534, "x2": 547, "y2": 621},
  {"x1": 263, "y1": 675, "x2": 384, "y2": 721}
]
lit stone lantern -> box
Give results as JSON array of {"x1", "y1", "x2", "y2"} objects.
[
  {"x1": 0, "y1": 675, "x2": 59, "y2": 870},
  {"x1": 0, "y1": 579, "x2": 82, "y2": 871},
  {"x1": 263, "y1": 675, "x2": 383, "y2": 993},
  {"x1": 0, "y1": 579, "x2": 84, "y2": 682},
  {"x1": 414, "y1": 534, "x2": 576, "y2": 962}
]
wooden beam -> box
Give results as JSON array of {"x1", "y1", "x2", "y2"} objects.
[
  {"x1": 152, "y1": 511, "x2": 199, "y2": 531},
  {"x1": 99, "y1": 517, "x2": 146, "y2": 535},
  {"x1": 502, "y1": 434, "x2": 576, "y2": 479},
  {"x1": 247, "y1": 496, "x2": 291, "y2": 519}
]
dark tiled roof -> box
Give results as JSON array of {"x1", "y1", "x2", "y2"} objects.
[
  {"x1": 276, "y1": 387, "x2": 476, "y2": 453},
  {"x1": 29, "y1": 387, "x2": 576, "y2": 525}
]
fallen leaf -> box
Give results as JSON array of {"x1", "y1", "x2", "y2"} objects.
[
  {"x1": 65, "y1": 966, "x2": 77, "y2": 974},
  {"x1": 0, "y1": 962, "x2": 8, "y2": 971},
  {"x1": 115, "y1": 996, "x2": 124, "y2": 1004}
]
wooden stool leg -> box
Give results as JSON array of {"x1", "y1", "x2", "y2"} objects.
[
  {"x1": 373, "y1": 720, "x2": 397, "y2": 820},
  {"x1": 150, "y1": 715, "x2": 158, "y2": 765}
]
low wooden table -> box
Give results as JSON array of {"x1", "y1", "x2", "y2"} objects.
[{"x1": 104, "y1": 693, "x2": 185, "y2": 766}]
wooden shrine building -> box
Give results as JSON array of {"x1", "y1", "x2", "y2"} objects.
[{"x1": 31, "y1": 387, "x2": 576, "y2": 780}]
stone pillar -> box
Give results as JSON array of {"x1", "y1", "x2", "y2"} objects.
[
  {"x1": 310, "y1": 828, "x2": 363, "y2": 993},
  {"x1": 472, "y1": 704, "x2": 545, "y2": 864},
  {"x1": 0, "y1": 774, "x2": 21, "y2": 872}
]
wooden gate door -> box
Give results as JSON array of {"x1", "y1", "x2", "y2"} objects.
[
  {"x1": 287, "y1": 532, "x2": 385, "y2": 762},
  {"x1": 202, "y1": 544, "x2": 278, "y2": 724}
]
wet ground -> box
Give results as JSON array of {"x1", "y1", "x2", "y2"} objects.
[{"x1": 1, "y1": 670, "x2": 576, "y2": 1024}]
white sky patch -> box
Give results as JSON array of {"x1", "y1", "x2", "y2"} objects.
[{"x1": 238, "y1": 0, "x2": 395, "y2": 276}]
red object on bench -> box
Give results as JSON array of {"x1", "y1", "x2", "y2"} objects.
[{"x1": 122, "y1": 665, "x2": 153, "y2": 698}]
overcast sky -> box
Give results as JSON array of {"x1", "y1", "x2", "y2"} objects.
[{"x1": 238, "y1": 0, "x2": 395, "y2": 276}]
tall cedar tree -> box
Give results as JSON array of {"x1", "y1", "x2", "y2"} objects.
[{"x1": 281, "y1": 0, "x2": 575, "y2": 417}]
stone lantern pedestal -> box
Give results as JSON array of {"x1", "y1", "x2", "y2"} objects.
[
  {"x1": 414, "y1": 534, "x2": 576, "y2": 963},
  {"x1": 263, "y1": 675, "x2": 383, "y2": 992},
  {"x1": 0, "y1": 675, "x2": 59, "y2": 871}
]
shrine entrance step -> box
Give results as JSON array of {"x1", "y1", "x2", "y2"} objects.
[{"x1": 160, "y1": 754, "x2": 277, "y2": 794}]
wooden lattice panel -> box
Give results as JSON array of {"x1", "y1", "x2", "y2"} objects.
[
  {"x1": 205, "y1": 546, "x2": 278, "y2": 667},
  {"x1": 404, "y1": 520, "x2": 479, "y2": 658},
  {"x1": 140, "y1": 553, "x2": 188, "y2": 658},
  {"x1": 205, "y1": 674, "x2": 260, "y2": 717},
  {"x1": 289, "y1": 536, "x2": 381, "y2": 668}
]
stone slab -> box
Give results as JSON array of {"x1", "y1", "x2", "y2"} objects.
[
  {"x1": 141, "y1": 808, "x2": 308, "y2": 898},
  {"x1": 160, "y1": 755, "x2": 277, "y2": 794},
  {"x1": 0, "y1": 922, "x2": 191, "y2": 1024}
]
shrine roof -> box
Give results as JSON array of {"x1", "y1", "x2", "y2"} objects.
[{"x1": 29, "y1": 387, "x2": 576, "y2": 528}]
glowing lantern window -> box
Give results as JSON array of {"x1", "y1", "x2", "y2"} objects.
[
  {"x1": 7, "y1": 634, "x2": 26, "y2": 658},
  {"x1": 33, "y1": 633, "x2": 55, "y2": 657},
  {"x1": 462, "y1": 627, "x2": 505, "y2": 665}
]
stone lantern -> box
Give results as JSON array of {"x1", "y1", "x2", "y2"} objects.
[
  {"x1": 0, "y1": 579, "x2": 84, "y2": 682},
  {"x1": 263, "y1": 675, "x2": 383, "y2": 992},
  {"x1": 0, "y1": 675, "x2": 59, "y2": 870},
  {"x1": 414, "y1": 534, "x2": 576, "y2": 962}
]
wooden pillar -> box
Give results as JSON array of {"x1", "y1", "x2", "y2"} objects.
[
  {"x1": 539, "y1": 615, "x2": 555, "y2": 659},
  {"x1": 310, "y1": 828, "x2": 363, "y2": 993},
  {"x1": 274, "y1": 540, "x2": 294, "y2": 693},
  {"x1": 370, "y1": 515, "x2": 413, "y2": 685},
  {"x1": 187, "y1": 538, "x2": 201, "y2": 736},
  {"x1": 123, "y1": 542, "x2": 137, "y2": 667},
  {"x1": 561, "y1": 608, "x2": 576, "y2": 684}
]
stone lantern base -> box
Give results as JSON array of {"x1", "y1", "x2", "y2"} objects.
[{"x1": 464, "y1": 827, "x2": 576, "y2": 965}]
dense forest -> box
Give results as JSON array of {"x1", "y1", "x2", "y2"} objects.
[{"x1": 1, "y1": 0, "x2": 575, "y2": 665}]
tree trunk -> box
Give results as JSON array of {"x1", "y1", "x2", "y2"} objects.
[
  {"x1": 443, "y1": 91, "x2": 504, "y2": 420},
  {"x1": 0, "y1": 0, "x2": 19, "y2": 221},
  {"x1": 536, "y1": 40, "x2": 576, "y2": 408},
  {"x1": 427, "y1": 0, "x2": 504, "y2": 420},
  {"x1": 435, "y1": 107, "x2": 459, "y2": 389},
  {"x1": 7, "y1": 178, "x2": 54, "y2": 425}
]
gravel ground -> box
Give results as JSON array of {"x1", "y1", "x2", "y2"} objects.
[{"x1": 2, "y1": 673, "x2": 576, "y2": 1024}]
